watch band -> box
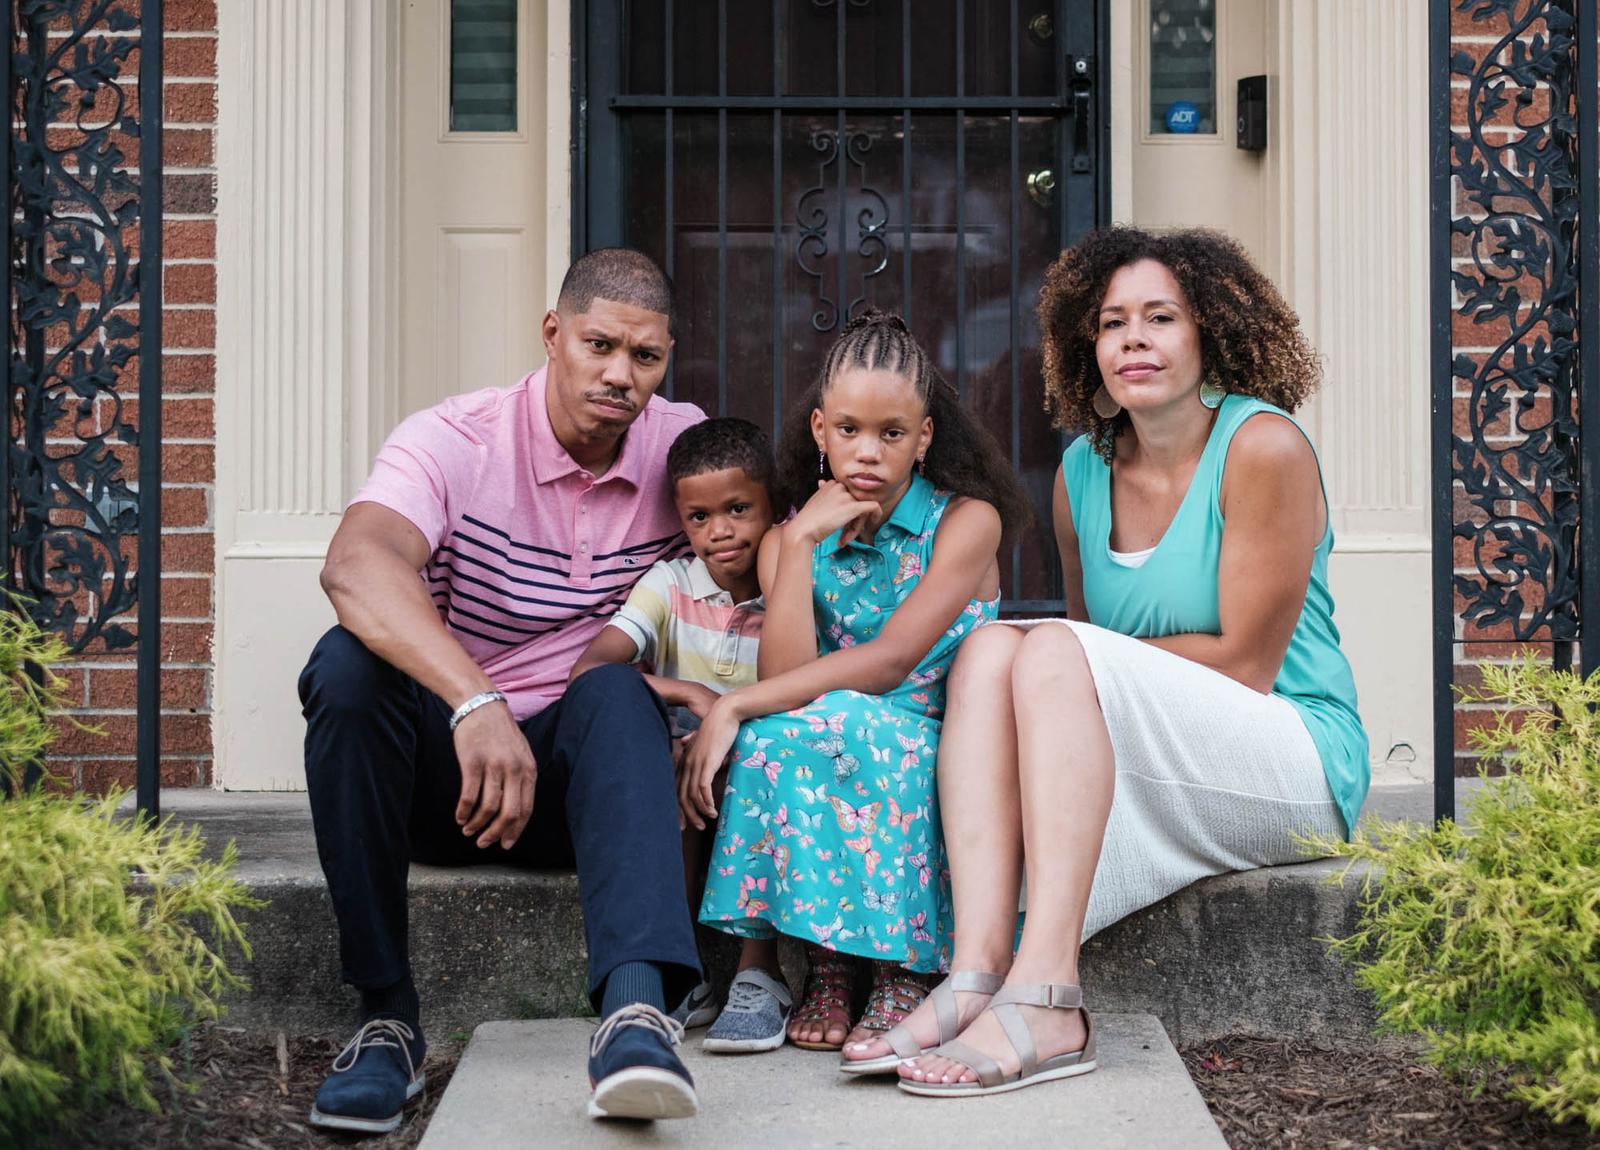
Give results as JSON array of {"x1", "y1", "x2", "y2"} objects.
[{"x1": 448, "y1": 689, "x2": 508, "y2": 732}]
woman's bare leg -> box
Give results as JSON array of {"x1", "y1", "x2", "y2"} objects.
[
  {"x1": 844, "y1": 625, "x2": 1026, "y2": 1061},
  {"x1": 903, "y1": 623, "x2": 1114, "y2": 1084}
]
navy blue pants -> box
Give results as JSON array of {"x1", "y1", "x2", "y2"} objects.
[{"x1": 299, "y1": 626, "x2": 702, "y2": 1012}]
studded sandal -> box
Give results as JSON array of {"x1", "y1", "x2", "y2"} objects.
[
  {"x1": 897, "y1": 981, "x2": 1097, "y2": 1098},
  {"x1": 838, "y1": 968, "x2": 1004, "y2": 1076},
  {"x1": 788, "y1": 945, "x2": 857, "y2": 1051}
]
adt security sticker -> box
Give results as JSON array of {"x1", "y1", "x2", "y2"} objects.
[{"x1": 1165, "y1": 100, "x2": 1200, "y2": 133}]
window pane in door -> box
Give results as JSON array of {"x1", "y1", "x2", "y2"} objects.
[
  {"x1": 450, "y1": 0, "x2": 517, "y2": 132},
  {"x1": 1148, "y1": 0, "x2": 1215, "y2": 134}
]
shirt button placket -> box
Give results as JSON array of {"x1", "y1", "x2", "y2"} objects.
[{"x1": 574, "y1": 482, "x2": 594, "y2": 581}]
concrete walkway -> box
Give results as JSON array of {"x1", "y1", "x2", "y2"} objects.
[{"x1": 419, "y1": 1015, "x2": 1227, "y2": 1149}]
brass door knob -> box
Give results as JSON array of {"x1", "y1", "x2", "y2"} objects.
[{"x1": 1027, "y1": 168, "x2": 1056, "y2": 208}]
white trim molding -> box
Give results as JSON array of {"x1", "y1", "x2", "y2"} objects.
[{"x1": 215, "y1": 0, "x2": 400, "y2": 789}]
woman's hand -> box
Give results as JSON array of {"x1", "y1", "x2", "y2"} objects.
[
  {"x1": 786, "y1": 480, "x2": 880, "y2": 548},
  {"x1": 678, "y1": 692, "x2": 744, "y2": 831}
]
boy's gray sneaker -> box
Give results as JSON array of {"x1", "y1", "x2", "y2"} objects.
[
  {"x1": 701, "y1": 968, "x2": 792, "y2": 1054},
  {"x1": 669, "y1": 980, "x2": 720, "y2": 1030}
]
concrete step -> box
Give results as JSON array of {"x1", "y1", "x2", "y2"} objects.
[
  {"x1": 418, "y1": 1015, "x2": 1227, "y2": 1149},
  {"x1": 152, "y1": 769, "x2": 1469, "y2": 1045}
]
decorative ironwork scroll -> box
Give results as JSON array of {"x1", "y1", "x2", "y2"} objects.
[
  {"x1": 6, "y1": 0, "x2": 163, "y2": 812},
  {"x1": 795, "y1": 126, "x2": 890, "y2": 333},
  {"x1": 1433, "y1": 0, "x2": 1598, "y2": 824},
  {"x1": 1446, "y1": 0, "x2": 1582, "y2": 647}
]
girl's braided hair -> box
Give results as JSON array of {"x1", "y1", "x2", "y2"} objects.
[
  {"x1": 776, "y1": 308, "x2": 1032, "y2": 539},
  {"x1": 1038, "y1": 226, "x2": 1322, "y2": 463}
]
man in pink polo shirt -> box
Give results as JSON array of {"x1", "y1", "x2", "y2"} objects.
[{"x1": 298, "y1": 250, "x2": 708, "y2": 1130}]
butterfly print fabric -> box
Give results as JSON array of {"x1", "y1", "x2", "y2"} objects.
[{"x1": 698, "y1": 476, "x2": 998, "y2": 972}]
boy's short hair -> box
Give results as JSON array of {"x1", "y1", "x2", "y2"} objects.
[{"x1": 667, "y1": 418, "x2": 778, "y2": 507}]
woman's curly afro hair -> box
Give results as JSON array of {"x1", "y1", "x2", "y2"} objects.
[{"x1": 1037, "y1": 225, "x2": 1322, "y2": 462}]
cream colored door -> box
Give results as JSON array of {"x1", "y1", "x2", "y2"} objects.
[
  {"x1": 1128, "y1": 0, "x2": 1273, "y2": 271},
  {"x1": 399, "y1": 0, "x2": 546, "y2": 415}
]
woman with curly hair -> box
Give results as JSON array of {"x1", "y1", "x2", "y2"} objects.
[{"x1": 856, "y1": 226, "x2": 1368, "y2": 1098}]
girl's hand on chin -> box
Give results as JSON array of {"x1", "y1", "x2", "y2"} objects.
[{"x1": 788, "y1": 480, "x2": 881, "y2": 548}]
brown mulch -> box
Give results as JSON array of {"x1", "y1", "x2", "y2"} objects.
[
  {"x1": 68, "y1": 1023, "x2": 465, "y2": 1150},
  {"x1": 1183, "y1": 1035, "x2": 1599, "y2": 1150}
]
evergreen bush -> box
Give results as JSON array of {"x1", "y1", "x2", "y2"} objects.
[
  {"x1": 1308, "y1": 656, "x2": 1600, "y2": 1131},
  {"x1": 0, "y1": 607, "x2": 262, "y2": 1144}
]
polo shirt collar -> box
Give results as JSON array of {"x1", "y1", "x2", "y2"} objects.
[
  {"x1": 685, "y1": 556, "x2": 764, "y2": 608},
  {"x1": 527, "y1": 366, "x2": 647, "y2": 488},
  {"x1": 824, "y1": 472, "x2": 935, "y2": 553}
]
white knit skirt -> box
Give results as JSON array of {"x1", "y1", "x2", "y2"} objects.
[{"x1": 992, "y1": 619, "x2": 1345, "y2": 941}]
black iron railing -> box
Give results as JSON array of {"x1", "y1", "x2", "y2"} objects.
[
  {"x1": 1431, "y1": 0, "x2": 1598, "y2": 823},
  {"x1": 4, "y1": 0, "x2": 162, "y2": 816}
]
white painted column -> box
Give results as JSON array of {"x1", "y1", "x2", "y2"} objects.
[
  {"x1": 214, "y1": 0, "x2": 399, "y2": 789},
  {"x1": 1275, "y1": 0, "x2": 1433, "y2": 773}
]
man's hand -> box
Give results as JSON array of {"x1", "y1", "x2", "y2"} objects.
[{"x1": 453, "y1": 701, "x2": 536, "y2": 849}]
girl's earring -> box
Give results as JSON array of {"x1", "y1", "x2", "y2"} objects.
[
  {"x1": 916, "y1": 454, "x2": 926, "y2": 475},
  {"x1": 1198, "y1": 371, "x2": 1227, "y2": 410},
  {"x1": 818, "y1": 449, "x2": 827, "y2": 478},
  {"x1": 1092, "y1": 384, "x2": 1122, "y2": 420}
]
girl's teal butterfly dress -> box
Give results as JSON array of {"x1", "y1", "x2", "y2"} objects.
[{"x1": 698, "y1": 475, "x2": 997, "y2": 972}]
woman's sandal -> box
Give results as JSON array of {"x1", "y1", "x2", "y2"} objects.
[
  {"x1": 896, "y1": 981, "x2": 1098, "y2": 1097},
  {"x1": 838, "y1": 969, "x2": 1005, "y2": 1076},
  {"x1": 788, "y1": 947, "x2": 857, "y2": 1051}
]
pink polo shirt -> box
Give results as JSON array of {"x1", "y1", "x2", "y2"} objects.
[{"x1": 351, "y1": 367, "x2": 705, "y2": 718}]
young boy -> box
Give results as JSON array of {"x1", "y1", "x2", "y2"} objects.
[{"x1": 569, "y1": 417, "x2": 780, "y2": 1035}]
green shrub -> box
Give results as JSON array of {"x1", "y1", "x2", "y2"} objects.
[
  {"x1": 0, "y1": 608, "x2": 263, "y2": 1143},
  {"x1": 1307, "y1": 656, "x2": 1600, "y2": 1131},
  {"x1": 0, "y1": 608, "x2": 71, "y2": 786}
]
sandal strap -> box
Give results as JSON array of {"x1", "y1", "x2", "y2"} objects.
[
  {"x1": 991, "y1": 981, "x2": 1085, "y2": 1010},
  {"x1": 929, "y1": 1038, "x2": 1006, "y2": 1089},
  {"x1": 794, "y1": 948, "x2": 855, "y2": 1023},
  {"x1": 930, "y1": 970, "x2": 1005, "y2": 1043},
  {"x1": 993, "y1": 1003, "x2": 1037, "y2": 1080}
]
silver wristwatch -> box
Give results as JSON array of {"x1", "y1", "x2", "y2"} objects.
[{"x1": 448, "y1": 689, "x2": 508, "y2": 732}]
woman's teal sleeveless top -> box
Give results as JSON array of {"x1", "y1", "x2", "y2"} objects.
[{"x1": 1061, "y1": 394, "x2": 1369, "y2": 835}]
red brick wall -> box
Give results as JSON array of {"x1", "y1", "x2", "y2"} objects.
[
  {"x1": 46, "y1": 1, "x2": 217, "y2": 792},
  {"x1": 1446, "y1": 2, "x2": 1590, "y2": 772}
]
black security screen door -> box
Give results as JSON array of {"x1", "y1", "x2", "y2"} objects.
[{"x1": 575, "y1": 1, "x2": 1108, "y2": 609}]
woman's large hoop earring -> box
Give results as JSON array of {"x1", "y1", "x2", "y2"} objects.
[
  {"x1": 1092, "y1": 384, "x2": 1122, "y2": 420},
  {"x1": 1198, "y1": 372, "x2": 1227, "y2": 410}
]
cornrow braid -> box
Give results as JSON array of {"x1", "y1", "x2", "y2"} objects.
[{"x1": 775, "y1": 308, "x2": 1034, "y2": 540}]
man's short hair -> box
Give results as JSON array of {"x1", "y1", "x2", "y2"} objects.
[
  {"x1": 667, "y1": 418, "x2": 778, "y2": 506},
  {"x1": 556, "y1": 248, "x2": 676, "y2": 336}
]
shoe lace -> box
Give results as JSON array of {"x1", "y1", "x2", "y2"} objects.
[
  {"x1": 330, "y1": 1018, "x2": 418, "y2": 1081},
  {"x1": 589, "y1": 1002, "x2": 685, "y2": 1057},
  {"x1": 723, "y1": 978, "x2": 772, "y2": 1016}
]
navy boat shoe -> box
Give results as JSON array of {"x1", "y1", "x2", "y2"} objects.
[
  {"x1": 587, "y1": 1003, "x2": 698, "y2": 1120},
  {"x1": 309, "y1": 1017, "x2": 426, "y2": 1134}
]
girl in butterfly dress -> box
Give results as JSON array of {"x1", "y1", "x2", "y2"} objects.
[{"x1": 684, "y1": 311, "x2": 1031, "y2": 1058}]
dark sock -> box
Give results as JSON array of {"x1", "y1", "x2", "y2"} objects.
[
  {"x1": 359, "y1": 973, "x2": 420, "y2": 1028},
  {"x1": 600, "y1": 961, "x2": 666, "y2": 1016}
]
